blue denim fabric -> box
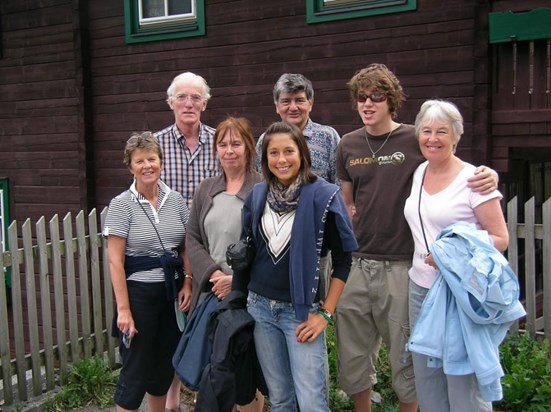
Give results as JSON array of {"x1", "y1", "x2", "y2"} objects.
[{"x1": 247, "y1": 292, "x2": 329, "y2": 412}]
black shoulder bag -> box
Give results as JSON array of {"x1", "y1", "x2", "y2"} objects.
[{"x1": 226, "y1": 198, "x2": 256, "y2": 272}]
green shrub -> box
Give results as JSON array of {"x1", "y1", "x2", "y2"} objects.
[
  {"x1": 497, "y1": 333, "x2": 551, "y2": 412},
  {"x1": 44, "y1": 356, "x2": 117, "y2": 411},
  {"x1": 327, "y1": 328, "x2": 551, "y2": 412}
]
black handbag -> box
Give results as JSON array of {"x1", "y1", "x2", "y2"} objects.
[{"x1": 226, "y1": 230, "x2": 254, "y2": 272}]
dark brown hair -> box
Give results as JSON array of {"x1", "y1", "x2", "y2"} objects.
[
  {"x1": 347, "y1": 63, "x2": 406, "y2": 117},
  {"x1": 260, "y1": 122, "x2": 316, "y2": 184},
  {"x1": 213, "y1": 117, "x2": 256, "y2": 173}
]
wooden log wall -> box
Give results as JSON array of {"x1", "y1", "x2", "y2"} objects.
[
  {"x1": 0, "y1": 0, "x2": 90, "y2": 222},
  {"x1": 0, "y1": 0, "x2": 549, "y2": 218}
]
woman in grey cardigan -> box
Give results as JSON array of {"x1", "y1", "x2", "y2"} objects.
[{"x1": 185, "y1": 116, "x2": 263, "y2": 412}]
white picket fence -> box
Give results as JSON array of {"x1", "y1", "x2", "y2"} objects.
[{"x1": 0, "y1": 198, "x2": 550, "y2": 407}]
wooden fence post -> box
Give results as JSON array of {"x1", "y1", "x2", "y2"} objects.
[
  {"x1": 524, "y1": 198, "x2": 537, "y2": 337},
  {"x1": 507, "y1": 196, "x2": 519, "y2": 333},
  {"x1": 543, "y1": 198, "x2": 551, "y2": 341},
  {"x1": 36, "y1": 217, "x2": 55, "y2": 391},
  {"x1": 22, "y1": 219, "x2": 42, "y2": 396}
]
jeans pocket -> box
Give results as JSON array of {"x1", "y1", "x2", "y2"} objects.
[{"x1": 247, "y1": 291, "x2": 258, "y2": 307}]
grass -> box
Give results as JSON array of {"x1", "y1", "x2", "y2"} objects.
[
  {"x1": 43, "y1": 356, "x2": 117, "y2": 412},
  {"x1": 40, "y1": 330, "x2": 550, "y2": 411}
]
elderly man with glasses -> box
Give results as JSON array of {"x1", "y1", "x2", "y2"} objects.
[
  {"x1": 155, "y1": 71, "x2": 219, "y2": 210},
  {"x1": 155, "y1": 71, "x2": 219, "y2": 411}
]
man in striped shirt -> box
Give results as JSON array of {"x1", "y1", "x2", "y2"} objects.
[{"x1": 155, "y1": 72, "x2": 219, "y2": 209}]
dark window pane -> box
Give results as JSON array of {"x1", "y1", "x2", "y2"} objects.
[
  {"x1": 169, "y1": 0, "x2": 192, "y2": 15},
  {"x1": 143, "y1": 0, "x2": 165, "y2": 18}
]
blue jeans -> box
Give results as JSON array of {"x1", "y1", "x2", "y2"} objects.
[{"x1": 247, "y1": 292, "x2": 329, "y2": 412}]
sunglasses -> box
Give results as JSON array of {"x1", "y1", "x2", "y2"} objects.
[
  {"x1": 126, "y1": 132, "x2": 158, "y2": 144},
  {"x1": 122, "y1": 332, "x2": 132, "y2": 349},
  {"x1": 357, "y1": 91, "x2": 388, "y2": 103}
]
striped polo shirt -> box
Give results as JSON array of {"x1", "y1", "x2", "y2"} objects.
[{"x1": 103, "y1": 179, "x2": 190, "y2": 282}]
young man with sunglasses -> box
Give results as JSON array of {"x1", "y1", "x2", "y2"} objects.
[{"x1": 335, "y1": 63, "x2": 498, "y2": 412}]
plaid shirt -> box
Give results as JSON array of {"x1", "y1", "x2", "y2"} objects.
[{"x1": 155, "y1": 123, "x2": 219, "y2": 208}]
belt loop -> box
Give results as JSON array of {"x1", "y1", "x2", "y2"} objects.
[{"x1": 385, "y1": 260, "x2": 392, "y2": 272}]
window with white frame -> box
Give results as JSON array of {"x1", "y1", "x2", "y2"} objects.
[
  {"x1": 124, "y1": 0, "x2": 205, "y2": 44},
  {"x1": 307, "y1": 0, "x2": 417, "y2": 24}
]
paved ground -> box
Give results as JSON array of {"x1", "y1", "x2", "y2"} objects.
[{"x1": 1, "y1": 386, "x2": 197, "y2": 412}]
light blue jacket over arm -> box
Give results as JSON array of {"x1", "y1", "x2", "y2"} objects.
[{"x1": 407, "y1": 222, "x2": 526, "y2": 402}]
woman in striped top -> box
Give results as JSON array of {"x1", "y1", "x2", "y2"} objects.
[{"x1": 103, "y1": 132, "x2": 192, "y2": 412}]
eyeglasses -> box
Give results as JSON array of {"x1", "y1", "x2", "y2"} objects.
[
  {"x1": 173, "y1": 93, "x2": 204, "y2": 103},
  {"x1": 357, "y1": 91, "x2": 387, "y2": 103}
]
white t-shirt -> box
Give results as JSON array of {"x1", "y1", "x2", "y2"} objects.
[{"x1": 404, "y1": 161, "x2": 502, "y2": 289}]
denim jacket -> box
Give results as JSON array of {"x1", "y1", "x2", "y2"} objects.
[{"x1": 407, "y1": 222, "x2": 526, "y2": 401}]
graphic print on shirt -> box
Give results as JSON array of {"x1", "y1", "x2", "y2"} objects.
[
  {"x1": 348, "y1": 151, "x2": 406, "y2": 167},
  {"x1": 261, "y1": 204, "x2": 295, "y2": 264}
]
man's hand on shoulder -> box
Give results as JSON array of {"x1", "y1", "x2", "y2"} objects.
[{"x1": 468, "y1": 166, "x2": 499, "y2": 195}]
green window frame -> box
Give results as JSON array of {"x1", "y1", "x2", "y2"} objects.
[
  {"x1": 124, "y1": 0, "x2": 205, "y2": 44},
  {"x1": 0, "y1": 178, "x2": 10, "y2": 289},
  {"x1": 307, "y1": 0, "x2": 417, "y2": 24}
]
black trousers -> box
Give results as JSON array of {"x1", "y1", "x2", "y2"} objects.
[{"x1": 114, "y1": 281, "x2": 181, "y2": 410}]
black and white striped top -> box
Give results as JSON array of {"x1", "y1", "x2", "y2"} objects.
[{"x1": 103, "y1": 179, "x2": 190, "y2": 282}]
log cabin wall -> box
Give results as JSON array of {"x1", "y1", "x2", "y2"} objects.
[
  {"x1": 0, "y1": 0, "x2": 549, "y2": 221},
  {"x1": 0, "y1": 0, "x2": 91, "y2": 223},
  {"x1": 488, "y1": 0, "x2": 551, "y2": 209}
]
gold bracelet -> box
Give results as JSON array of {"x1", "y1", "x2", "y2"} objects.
[{"x1": 184, "y1": 274, "x2": 193, "y2": 279}]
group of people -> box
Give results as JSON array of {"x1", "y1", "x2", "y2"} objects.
[{"x1": 103, "y1": 63, "x2": 521, "y2": 412}]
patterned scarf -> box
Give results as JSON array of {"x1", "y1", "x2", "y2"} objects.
[{"x1": 267, "y1": 177, "x2": 303, "y2": 214}]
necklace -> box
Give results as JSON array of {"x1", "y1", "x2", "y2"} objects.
[{"x1": 364, "y1": 125, "x2": 398, "y2": 158}]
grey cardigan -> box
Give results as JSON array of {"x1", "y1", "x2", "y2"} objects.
[{"x1": 186, "y1": 170, "x2": 262, "y2": 313}]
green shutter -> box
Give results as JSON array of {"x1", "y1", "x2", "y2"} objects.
[{"x1": 489, "y1": 8, "x2": 551, "y2": 44}]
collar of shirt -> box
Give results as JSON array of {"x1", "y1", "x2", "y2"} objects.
[
  {"x1": 301, "y1": 118, "x2": 314, "y2": 139},
  {"x1": 129, "y1": 178, "x2": 171, "y2": 210},
  {"x1": 172, "y1": 123, "x2": 209, "y2": 146}
]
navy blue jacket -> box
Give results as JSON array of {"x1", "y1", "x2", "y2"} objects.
[
  {"x1": 234, "y1": 178, "x2": 357, "y2": 320},
  {"x1": 195, "y1": 291, "x2": 267, "y2": 411}
]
